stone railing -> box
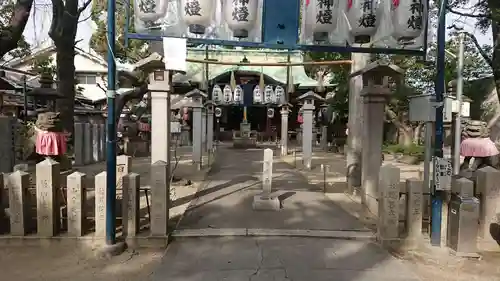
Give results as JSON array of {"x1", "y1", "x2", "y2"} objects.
[
  {"x1": 0, "y1": 155, "x2": 172, "y2": 247},
  {"x1": 377, "y1": 165, "x2": 500, "y2": 250}
]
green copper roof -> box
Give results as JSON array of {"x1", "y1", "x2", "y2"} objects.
[{"x1": 172, "y1": 48, "x2": 334, "y2": 88}]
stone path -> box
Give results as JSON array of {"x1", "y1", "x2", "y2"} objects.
[{"x1": 176, "y1": 146, "x2": 367, "y2": 232}]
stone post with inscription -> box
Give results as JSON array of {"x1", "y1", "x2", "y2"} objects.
[
  {"x1": 186, "y1": 89, "x2": 207, "y2": 169},
  {"x1": 252, "y1": 148, "x2": 280, "y2": 211},
  {"x1": 405, "y1": 178, "x2": 423, "y2": 248},
  {"x1": 94, "y1": 172, "x2": 107, "y2": 238},
  {"x1": 297, "y1": 91, "x2": 324, "y2": 170},
  {"x1": 150, "y1": 160, "x2": 170, "y2": 237},
  {"x1": 36, "y1": 159, "x2": 61, "y2": 237},
  {"x1": 123, "y1": 173, "x2": 140, "y2": 247},
  {"x1": 67, "y1": 172, "x2": 86, "y2": 237},
  {"x1": 378, "y1": 164, "x2": 401, "y2": 246},
  {"x1": 205, "y1": 101, "x2": 215, "y2": 152},
  {"x1": 475, "y1": 166, "x2": 500, "y2": 244},
  {"x1": 7, "y1": 171, "x2": 30, "y2": 235}
]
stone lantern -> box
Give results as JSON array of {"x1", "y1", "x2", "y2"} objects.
[
  {"x1": 297, "y1": 91, "x2": 325, "y2": 169},
  {"x1": 280, "y1": 102, "x2": 292, "y2": 156},
  {"x1": 350, "y1": 61, "x2": 404, "y2": 215},
  {"x1": 186, "y1": 89, "x2": 207, "y2": 169}
]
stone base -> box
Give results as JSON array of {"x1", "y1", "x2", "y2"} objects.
[
  {"x1": 95, "y1": 241, "x2": 126, "y2": 259},
  {"x1": 252, "y1": 194, "x2": 280, "y2": 211}
]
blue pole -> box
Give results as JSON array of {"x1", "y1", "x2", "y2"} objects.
[
  {"x1": 106, "y1": 0, "x2": 117, "y2": 245},
  {"x1": 431, "y1": 0, "x2": 447, "y2": 247}
]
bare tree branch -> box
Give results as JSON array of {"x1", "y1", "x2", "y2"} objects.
[
  {"x1": 464, "y1": 32, "x2": 494, "y2": 67},
  {"x1": 78, "y1": 0, "x2": 92, "y2": 14},
  {"x1": 0, "y1": 0, "x2": 34, "y2": 58}
]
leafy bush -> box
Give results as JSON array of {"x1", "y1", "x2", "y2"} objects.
[{"x1": 383, "y1": 143, "x2": 425, "y2": 159}]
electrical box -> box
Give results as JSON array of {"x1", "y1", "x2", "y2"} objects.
[
  {"x1": 408, "y1": 94, "x2": 436, "y2": 122},
  {"x1": 445, "y1": 96, "x2": 471, "y2": 119},
  {"x1": 447, "y1": 195, "x2": 480, "y2": 255}
]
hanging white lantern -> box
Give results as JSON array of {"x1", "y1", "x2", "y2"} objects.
[
  {"x1": 134, "y1": 0, "x2": 168, "y2": 22},
  {"x1": 223, "y1": 84, "x2": 233, "y2": 103},
  {"x1": 233, "y1": 85, "x2": 244, "y2": 104},
  {"x1": 212, "y1": 85, "x2": 223, "y2": 104},
  {"x1": 309, "y1": 0, "x2": 338, "y2": 42},
  {"x1": 274, "y1": 86, "x2": 285, "y2": 104},
  {"x1": 253, "y1": 85, "x2": 262, "y2": 104},
  {"x1": 264, "y1": 85, "x2": 274, "y2": 104},
  {"x1": 224, "y1": 0, "x2": 259, "y2": 38},
  {"x1": 181, "y1": 0, "x2": 216, "y2": 34},
  {"x1": 391, "y1": 0, "x2": 425, "y2": 43},
  {"x1": 346, "y1": 0, "x2": 380, "y2": 44}
]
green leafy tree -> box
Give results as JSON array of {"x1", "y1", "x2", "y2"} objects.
[
  {"x1": 0, "y1": 0, "x2": 33, "y2": 59},
  {"x1": 30, "y1": 54, "x2": 56, "y2": 76}
]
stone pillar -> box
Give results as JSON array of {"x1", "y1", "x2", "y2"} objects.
[
  {"x1": 74, "y1": 123, "x2": 84, "y2": 166},
  {"x1": 150, "y1": 160, "x2": 169, "y2": 236},
  {"x1": 202, "y1": 110, "x2": 207, "y2": 151},
  {"x1": 36, "y1": 159, "x2": 61, "y2": 237},
  {"x1": 475, "y1": 166, "x2": 500, "y2": 243},
  {"x1": 0, "y1": 116, "x2": 15, "y2": 173},
  {"x1": 7, "y1": 171, "x2": 29, "y2": 235},
  {"x1": 253, "y1": 148, "x2": 279, "y2": 210},
  {"x1": 192, "y1": 106, "x2": 203, "y2": 168},
  {"x1": 92, "y1": 124, "x2": 100, "y2": 163},
  {"x1": 151, "y1": 90, "x2": 171, "y2": 164},
  {"x1": 361, "y1": 94, "x2": 386, "y2": 214},
  {"x1": 378, "y1": 164, "x2": 401, "y2": 245},
  {"x1": 207, "y1": 107, "x2": 214, "y2": 151},
  {"x1": 346, "y1": 52, "x2": 368, "y2": 193},
  {"x1": 94, "y1": 172, "x2": 107, "y2": 238},
  {"x1": 123, "y1": 173, "x2": 140, "y2": 244},
  {"x1": 67, "y1": 172, "x2": 86, "y2": 237},
  {"x1": 302, "y1": 107, "x2": 314, "y2": 170},
  {"x1": 405, "y1": 178, "x2": 423, "y2": 248},
  {"x1": 83, "y1": 123, "x2": 93, "y2": 165},
  {"x1": 321, "y1": 125, "x2": 328, "y2": 151},
  {"x1": 99, "y1": 124, "x2": 106, "y2": 161},
  {"x1": 280, "y1": 108, "x2": 289, "y2": 156}
]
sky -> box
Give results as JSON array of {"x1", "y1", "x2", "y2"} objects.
[{"x1": 21, "y1": 0, "x2": 493, "y2": 53}]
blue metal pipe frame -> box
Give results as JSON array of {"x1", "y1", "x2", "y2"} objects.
[
  {"x1": 431, "y1": 0, "x2": 448, "y2": 247},
  {"x1": 106, "y1": 0, "x2": 118, "y2": 245}
]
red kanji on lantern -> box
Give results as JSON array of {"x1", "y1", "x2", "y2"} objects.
[
  {"x1": 392, "y1": 0, "x2": 400, "y2": 8},
  {"x1": 347, "y1": 0, "x2": 352, "y2": 9}
]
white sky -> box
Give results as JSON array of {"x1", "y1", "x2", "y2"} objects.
[{"x1": 21, "y1": 0, "x2": 493, "y2": 53}]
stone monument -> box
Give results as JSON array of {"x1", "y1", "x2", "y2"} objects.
[
  {"x1": 297, "y1": 91, "x2": 325, "y2": 170},
  {"x1": 253, "y1": 148, "x2": 280, "y2": 210}
]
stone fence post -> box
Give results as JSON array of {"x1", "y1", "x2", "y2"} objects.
[
  {"x1": 67, "y1": 172, "x2": 86, "y2": 237},
  {"x1": 95, "y1": 172, "x2": 107, "y2": 238},
  {"x1": 150, "y1": 161, "x2": 169, "y2": 237},
  {"x1": 475, "y1": 166, "x2": 500, "y2": 245},
  {"x1": 378, "y1": 165, "x2": 401, "y2": 246},
  {"x1": 7, "y1": 171, "x2": 30, "y2": 235},
  {"x1": 123, "y1": 173, "x2": 140, "y2": 247},
  {"x1": 36, "y1": 159, "x2": 61, "y2": 237},
  {"x1": 405, "y1": 178, "x2": 423, "y2": 248},
  {"x1": 74, "y1": 123, "x2": 85, "y2": 166}
]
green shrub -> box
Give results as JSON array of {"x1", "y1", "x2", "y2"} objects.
[{"x1": 383, "y1": 143, "x2": 424, "y2": 159}]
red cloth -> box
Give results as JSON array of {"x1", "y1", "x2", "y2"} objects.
[
  {"x1": 36, "y1": 130, "x2": 67, "y2": 156},
  {"x1": 297, "y1": 114, "x2": 303, "y2": 124},
  {"x1": 460, "y1": 138, "x2": 499, "y2": 157},
  {"x1": 138, "y1": 122, "x2": 151, "y2": 132}
]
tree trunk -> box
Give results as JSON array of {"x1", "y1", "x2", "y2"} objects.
[
  {"x1": 0, "y1": 0, "x2": 34, "y2": 58},
  {"x1": 55, "y1": 47, "x2": 76, "y2": 137},
  {"x1": 398, "y1": 126, "x2": 413, "y2": 146}
]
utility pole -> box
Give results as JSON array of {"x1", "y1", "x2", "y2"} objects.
[
  {"x1": 346, "y1": 50, "x2": 369, "y2": 194},
  {"x1": 105, "y1": 0, "x2": 118, "y2": 248},
  {"x1": 431, "y1": 0, "x2": 448, "y2": 247},
  {"x1": 453, "y1": 33, "x2": 465, "y2": 175}
]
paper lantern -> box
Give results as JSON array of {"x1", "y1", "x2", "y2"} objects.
[
  {"x1": 308, "y1": 0, "x2": 338, "y2": 41},
  {"x1": 181, "y1": 0, "x2": 216, "y2": 34},
  {"x1": 223, "y1": 85, "x2": 233, "y2": 103},
  {"x1": 274, "y1": 85, "x2": 285, "y2": 104},
  {"x1": 224, "y1": 0, "x2": 259, "y2": 38},
  {"x1": 253, "y1": 85, "x2": 262, "y2": 104},
  {"x1": 346, "y1": 0, "x2": 380, "y2": 43},
  {"x1": 391, "y1": 0, "x2": 425, "y2": 43},
  {"x1": 264, "y1": 85, "x2": 274, "y2": 104},
  {"x1": 233, "y1": 85, "x2": 244, "y2": 104},
  {"x1": 134, "y1": 0, "x2": 168, "y2": 22},
  {"x1": 212, "y1": 85, "x2": 223, "y2": 104}
]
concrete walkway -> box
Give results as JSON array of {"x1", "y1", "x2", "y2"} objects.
[
  {"x1": 176, "y1": 146, "x2": 367, "y2": 232},
  {"x1": 151, "y1": 146, "x2": 422, "y2": 281}
]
